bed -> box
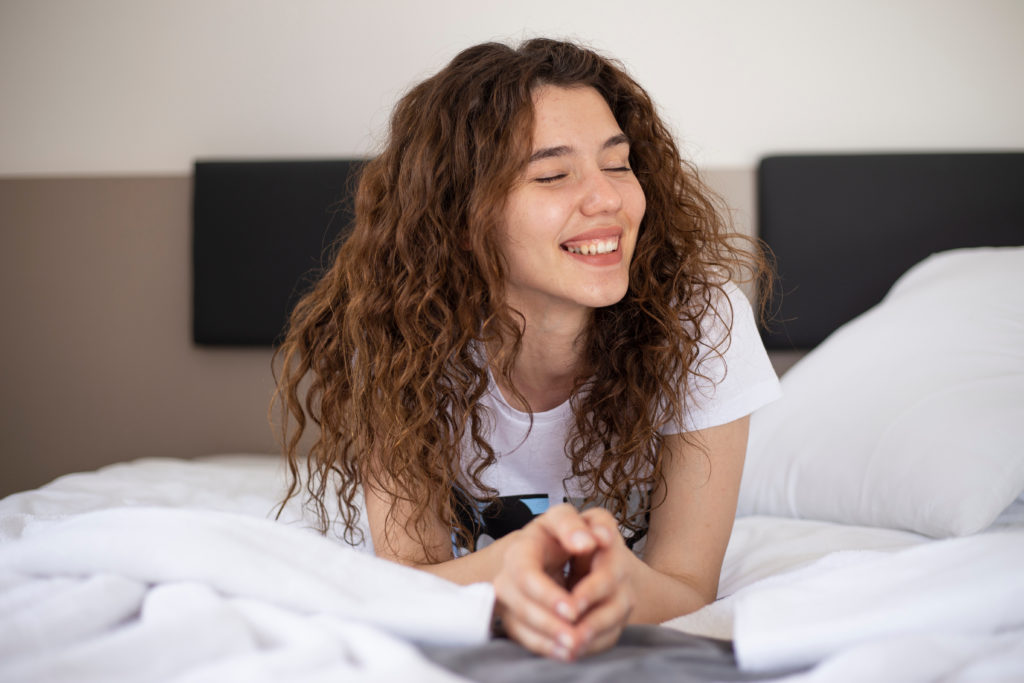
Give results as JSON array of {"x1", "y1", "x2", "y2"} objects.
[{"x1": 1, "y1": 153, "x2": 1022, "y2": 682}]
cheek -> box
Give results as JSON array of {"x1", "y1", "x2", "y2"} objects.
[
  {"x1": 499, "y1": 196, "x2": 527, "y2": 247},
  {"x1": 623, "y1": 184, "x2": 646, "y2": 242},
  {"x1": 498, "y1": 205, "x2": 538, "y2": 270},
  {"x1": 630, "y1": 184, "x2": 647, "y2": 223},
  {"x1": 506, "y1": 195, "x2": 566, "y2": 243}
]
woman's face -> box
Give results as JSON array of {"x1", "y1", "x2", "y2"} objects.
[{"x1": 499, "y1": 85, "x2": 646, "y2": 326}]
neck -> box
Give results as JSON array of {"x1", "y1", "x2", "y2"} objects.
[{"x1": 489, "y1": 305, "x2": 591, "y2": 413}]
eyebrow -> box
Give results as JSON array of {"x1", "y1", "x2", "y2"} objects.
[{"x1": 528, "y1": 133, "x2": 630, "y2": 163}]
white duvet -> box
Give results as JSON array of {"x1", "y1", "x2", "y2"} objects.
[
  {"x1": 666, "y1": 515, "x2": 1024, "y2": 680},
  {"x1": 2, "y1": 455, "x2": 1023, "y2": 682},
  {"x1": 0, "y1": 457, "x2": 491, "y2": 682}
]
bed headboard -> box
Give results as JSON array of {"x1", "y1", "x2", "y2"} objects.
[
  {"x1": 192, "y1": 159, "x2": 364, "y2": 345},
  {"x1": 192, "y1": 154, "x2": 1024, "y2": 348},
  {"x1": 758, "y1": 153, "x2": 1024, "y2": 350}
]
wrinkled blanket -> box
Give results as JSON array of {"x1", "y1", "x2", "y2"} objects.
[
  {"x1": 666, "y1": 522, "x2": 1024, "y2": 681},
  {"x1": 0, "y1": 505, "x2": 493, "y2": 682}
]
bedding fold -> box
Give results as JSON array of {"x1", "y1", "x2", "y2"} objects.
[
  {"x1": 0, "y1": 506, "x2": 491, "y2": 682},
  {"x1": 731, "y1": 530, "x2": 1024, "y2": 672}
]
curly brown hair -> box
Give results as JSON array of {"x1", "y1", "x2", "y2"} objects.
[{"x1": 273, "y1": 38, "x2": 767, "y2": 557}]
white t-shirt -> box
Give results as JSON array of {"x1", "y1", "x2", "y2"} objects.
[{"x1": 454, "y1": 282, "x2": 781, "y2": 551}]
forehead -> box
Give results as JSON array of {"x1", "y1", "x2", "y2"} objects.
[{"x1": 528, "y1": 85, "x2": 622, "y2": 144}]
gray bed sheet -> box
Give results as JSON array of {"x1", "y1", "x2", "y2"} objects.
[{"x1": 421, "y1": 626, "x2": 807, "y2": 682}]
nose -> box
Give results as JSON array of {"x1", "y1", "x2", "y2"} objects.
[{"x1": 579, "y1": 169, "x2": 623, "y2": 216}]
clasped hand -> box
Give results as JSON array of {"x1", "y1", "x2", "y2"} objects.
[{"x1": 491, "y1": 504, "x2": 635, "y2": 660}]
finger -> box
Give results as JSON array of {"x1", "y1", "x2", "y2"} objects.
[
  {"x1": 502, "y1": 611, "x2": 579, "y2": 661},
  {"x1": 509, "y1": 557, "x2": 581, "y2": 620},
  {"x1": 567, "y1": 547, "x2": 623, "y2": 614},
  {"x1": 580, "y1": 507, "x2": 620, "y2": 548},
  {"x1": 574, "y1": 588, "x2": 635, "y2": 656},
  {"x1": 510, "y1": 528, "x2": 571, "y2": 588},
  {"x1": 500, "y1": 588, "x2": 580, "y2": 644},
  {"x1": 577, "y1": 618, "x2": 626, "y2": 657},
  {"x1": 498, "y1": 532, "x2": 581, "y2": 622},
  {"x1": 534, "y1": 503, "x2": 597, "y2": 556}
]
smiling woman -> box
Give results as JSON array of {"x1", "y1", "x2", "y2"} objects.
[{"x1": 273, "y1": 38, "x2": 781, "y2": 661}]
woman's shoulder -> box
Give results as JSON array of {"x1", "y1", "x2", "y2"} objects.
[
  {"x1": 666, "y1": 280, "x2": 780, "y2": 433},
  {"x1": 681, "y1": 279, "x2": 755, "y2": 344}
]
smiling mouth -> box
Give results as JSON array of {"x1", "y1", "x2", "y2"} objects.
[{"x1": 560, "y1": 236, "x2": 620, "y2": 255}]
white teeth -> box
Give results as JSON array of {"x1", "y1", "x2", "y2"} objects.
[{"x1": 565, "y1": 238, "x2": 618, "y2": 255}]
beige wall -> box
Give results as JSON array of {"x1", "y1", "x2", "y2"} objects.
[
  {"x1": 1, "y1": 177, "x2": 279, "y2": 496},
  {"x1": 3, "y1": 1, "x2": 1022, "y2": 176},
  {"x1": 0, "y1": 168, "x2": 769, "y2": 497}
]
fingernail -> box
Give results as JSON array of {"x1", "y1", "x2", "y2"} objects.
[
  {"x1": 556, "y1": 601, "x2": 576, "y2": 621},
  {"x1": 552, "y1": 644, "x2": 572, "y2": 662},
  {"x1": 558, "y1": 632, "x2": 575, "y2": 650},
  {"x1": 593, "y1": 525, "x2": 613, "y2": 544},
  {"x1": 571, "y1": 531, "x2": 592, "y2": 551}
]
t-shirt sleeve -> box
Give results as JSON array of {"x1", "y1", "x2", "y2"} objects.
[{"x1": 661, "y1": 282, "x2": 782, "y2": 434}]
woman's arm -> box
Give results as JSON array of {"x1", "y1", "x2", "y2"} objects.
[
  {"x1": 570, "y1": 415, "x2": 751, "y2": 633},
  {"x1": 638, "y1": 415, "x2": 750, "y2": 619}
]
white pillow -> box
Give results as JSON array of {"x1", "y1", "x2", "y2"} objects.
[{"x1": 738, "y1": 246, "x2": 1024, "y2": 537}]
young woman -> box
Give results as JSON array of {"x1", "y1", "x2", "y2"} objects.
[{"x1": 274, "y1": 38, "x2": 780, "y2": 662}]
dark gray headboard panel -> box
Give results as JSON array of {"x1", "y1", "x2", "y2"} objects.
[
  {"x1": 192, "y1": 159, "x2": 364, "y2": 345},
  {"x1": 758, "y1": 153, "x2": 1024, "y2": 350}
]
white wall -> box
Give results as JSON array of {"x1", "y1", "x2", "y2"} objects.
[{"x1": 2, "y1": 0, "x2": 1022, "y2": 175}]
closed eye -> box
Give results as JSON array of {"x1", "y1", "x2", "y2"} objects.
[{"x1": 534, "y1": 174, "x2": 567, "y2": 184}]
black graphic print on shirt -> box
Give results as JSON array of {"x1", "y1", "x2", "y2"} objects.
[
  {"x1": 451, "y1": 489, "x2": 649, "y2": 554},
  {"x1": 453, "y1": 491, "x2": 551, "y2": 552}
]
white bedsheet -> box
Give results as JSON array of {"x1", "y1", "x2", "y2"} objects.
[
  {"x1": 666, "y1": 516, "x2": 1024, "y2": 681},
  {"x1": 732, "y1": 529, "x2": 1024, "y2": 672},
  {"x1": 0, "y1": 457, "x2": 492, "y2": 682}
]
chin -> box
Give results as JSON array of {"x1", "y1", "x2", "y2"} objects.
[{"x1": 580, "y1": 281, "x2": 629, "y2": 309}]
